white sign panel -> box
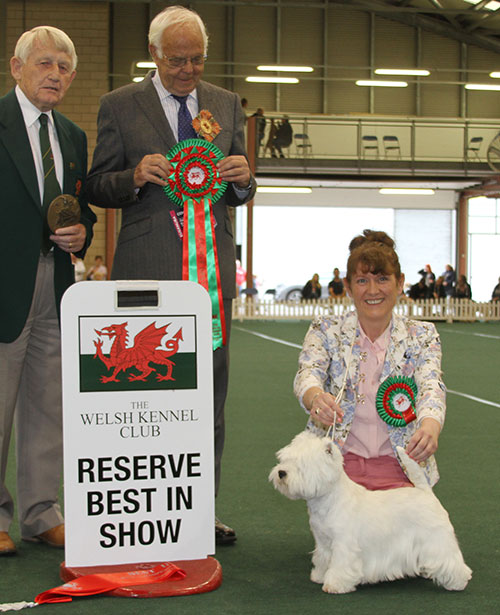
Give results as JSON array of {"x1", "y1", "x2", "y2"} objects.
[{"x1": 61, "y1": 281, "x2": 214, "y2": 567}]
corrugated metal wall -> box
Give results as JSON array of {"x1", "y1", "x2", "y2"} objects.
[{"x1": 109, "y1": 1, "x2": 500, "y2": 119}]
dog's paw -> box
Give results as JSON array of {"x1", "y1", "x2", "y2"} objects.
[
  {"x1": 310, "y1": 568, "x2": 324, "y2": 584},
  {"x1": 322, "y1": 582, "x2": 357, "y2": 594}
]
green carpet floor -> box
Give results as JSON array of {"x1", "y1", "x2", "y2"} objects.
[{"x1": 1, "y1": 320, "x2": 499, "y2": 614}]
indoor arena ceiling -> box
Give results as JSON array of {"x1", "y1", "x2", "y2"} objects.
[{"x1": 338, "y1": 0, "x2": 500, "y2": 54}]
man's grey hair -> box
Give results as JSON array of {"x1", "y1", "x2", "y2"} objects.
[
  {"x1": 149, "y1": 5, "x2": 208, "y2": 57},
  {"x1": 14, "y1": 26, "x2": 78, "y2": 71}
]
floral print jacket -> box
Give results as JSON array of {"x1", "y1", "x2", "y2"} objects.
[{"x1": 293, "y1": 310, "x2": 446, "y2": 486}]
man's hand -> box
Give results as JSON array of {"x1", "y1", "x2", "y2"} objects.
[
  {"x1": 134, "y1": 154, "x2": 171, "y2": 188},
  {"x1": 217, "y1": 155, "x2": 251, "y2": 188},
  {"x1": 51, "y1": 223, "x2": 86, "y2": 253}
]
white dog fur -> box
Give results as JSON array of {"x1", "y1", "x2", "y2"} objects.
[{"x1": 269, "y1": 431, "x2": 472, "y2": 594}]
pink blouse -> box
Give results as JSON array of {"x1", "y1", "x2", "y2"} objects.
[{"x1": 343, "y1": 324, "x2": 394, "y2": 459}]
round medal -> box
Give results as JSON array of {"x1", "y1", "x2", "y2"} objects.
[
  {"x1": 375, "y1": 376, "x2": 418, "y2": 427},
  {"x1": 47, "y1": 194, "x2": 81, "y2": 232}
]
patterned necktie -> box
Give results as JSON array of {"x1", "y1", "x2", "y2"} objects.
[
  {"x1": 171, "y1": 95, "x2": 197, "y2": 142},
  {"x1": 39, "y1": 113, "x2": 61, "y2": 254}
]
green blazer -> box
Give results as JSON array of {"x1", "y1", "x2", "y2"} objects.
[{"x1": 0, "y1": 89, "x2": 96, "y2": 343}]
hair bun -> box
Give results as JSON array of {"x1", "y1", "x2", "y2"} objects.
[{"x1": 349, "y1": 229, "x2": 395, "y2": 252}]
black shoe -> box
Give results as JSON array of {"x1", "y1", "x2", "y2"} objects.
[{"x1": 215, "y1": 518, "x2": 237, "y2": 545}]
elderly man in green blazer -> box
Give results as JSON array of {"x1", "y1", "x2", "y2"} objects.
[{"x1": 0, "y1": 26, "x2": 96, "y2": 555}]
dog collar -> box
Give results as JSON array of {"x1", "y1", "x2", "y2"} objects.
[{"x1": 375, "y1": 376, "x2": 417, "y2": 427}]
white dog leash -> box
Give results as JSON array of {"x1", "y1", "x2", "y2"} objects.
[{"x1": 326, "y1": 317, "x2": 358, "y2": 442}]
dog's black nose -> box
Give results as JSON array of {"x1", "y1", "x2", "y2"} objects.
[{"x1": 278, "y1": 470, "x2": 287, "y2": 479}]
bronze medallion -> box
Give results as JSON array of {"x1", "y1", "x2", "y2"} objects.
[{"x1": 47, "y1": 194, "x2": 81, "y2": 232}]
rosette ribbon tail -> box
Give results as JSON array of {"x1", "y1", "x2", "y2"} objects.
[{"x1": 183, "y1": 197, "x2": 226, "y2": 350}]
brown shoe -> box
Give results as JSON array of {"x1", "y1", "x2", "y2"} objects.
[
  {"x1": 0, "y1": 531, "x2": 17, "y2": 555},
  {"x1": 23, "y1": 523, "x2": 65, "y2": 548}
]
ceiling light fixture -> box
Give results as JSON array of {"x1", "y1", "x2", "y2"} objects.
[
  {"x1": 136, "y1": 61, "x2": 156, "y2": 69},
  {"x1": 246, "y1": 76, "x2": 299, "y2": 84},
  {"x1": 465, "y1": 83, "x2": 500, "y2": 91},
  {"x1": 375, "y1": 68, "x2": 430, "y2": 76},
  {"x1": 356, "y1": 80, "x2": 408, "y2": 88},
  {"x1": 490, "y1": 71, "x2": 500, "y2": 78},
  {"x1": 379, "y1": 188, "x2": 435, "y2": 195},
  {"x1": 257, "y1": 187, "x2": 312, "y2": 194},
  {"x1": 257, "y1": 65, "x2": 313, "y2": 72}
]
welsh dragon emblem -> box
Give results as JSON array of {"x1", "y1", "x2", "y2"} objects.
[{"x1": 93, "y1": 321, "x2": 183, "y2": 383}]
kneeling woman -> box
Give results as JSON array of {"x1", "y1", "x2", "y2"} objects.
[{"x1": 294, "y1": 230, "x2": 445, "y2": 490}]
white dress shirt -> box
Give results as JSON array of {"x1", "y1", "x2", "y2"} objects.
[{"x1": 15, "y1": 85, "x2": 63, "y2": 204}]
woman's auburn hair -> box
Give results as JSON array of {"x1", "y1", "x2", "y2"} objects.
[{"x1": 346, "y1": 230, "x2": 402, "y2": 282}]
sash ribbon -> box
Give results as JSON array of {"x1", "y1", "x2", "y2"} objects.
[{"x1": 35, "y1": 562, "x2": 186, "y2": 605}]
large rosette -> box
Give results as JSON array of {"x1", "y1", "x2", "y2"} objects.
[
  {"x1": 164, "y1": 139, "x2": 228, "y2": 350},
  {"x1": 375, "y1": 376, "x2": 418, "y2": 427}
]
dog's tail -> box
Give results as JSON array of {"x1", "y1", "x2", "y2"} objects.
[{"x1": 395, "y1": 446, "x2": 432, "y2": 491}]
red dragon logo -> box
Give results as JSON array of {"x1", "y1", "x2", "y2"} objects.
[{"x1": 93, "y1": 322, "x2": 183, "y2": 383}]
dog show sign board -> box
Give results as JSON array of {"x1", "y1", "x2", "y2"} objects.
[{"x1": 61, "y1": 281, "x2": 215, "y2": 567}]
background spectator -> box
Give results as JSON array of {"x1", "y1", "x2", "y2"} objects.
[
  {"x1": 433, "y1": 275, "x2": 446, "y2": 299},
  {"x1": 328, "y1": 267, "x2": 345, "y2": 298},
  {"x1": 491, "y1": 277, "x2": 500, "y2": 301},
  {"x1": 442, "y1": 264, "x2": 456, "y2": 297},
  {"x1": 454, "y1": 274, "x2": 472, "y2": 299},
  {"x1": 86, "y1": 255, "x2": 107, "y2": 280},
  {"x1": 272, "y1": 116, "x2": 293, "y2": 158},
  {"x1": 251, "y1": 107, "x2": 266, "y2": 155},
  {"x1": 302, "y1": 273, "x2": 322, "y2": 300}
]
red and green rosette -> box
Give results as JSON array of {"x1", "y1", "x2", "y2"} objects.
[
  {"x1": 375, "y1": 376, "x2": 418, "y2": 427},
  {"x1": 164, "y1": 138, "x2": 228, "y2": 350}
]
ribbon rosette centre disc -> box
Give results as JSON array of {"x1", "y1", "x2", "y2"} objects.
[{"x1": 164, "y1": 138, "x2": 228, "y2": 206}]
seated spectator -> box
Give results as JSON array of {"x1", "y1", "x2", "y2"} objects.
[
  {"x1": 433, "y1": 276, "x2": 446, "y2": 299},
  {"x1": 408, "y1": 278, "x2": 427, "y2": 300},
  {"x1": 328, "y1": 268, "x2": 345, "y2": 298},
  {"x1": 86, "y1": 255, "x2": 108, "y2": 280},
  {"x1": 302, "y1": 273, "x2": 322, "y2": 300},
  {"x1": 454, "y1": 274, "x2": 472, "y2": 300},
  {"x1": 492, "y1": 277, "x2": 500, "y2": 301},
  {"x1": 272, "y1": 116, "x2": 293, "y2": 158}
]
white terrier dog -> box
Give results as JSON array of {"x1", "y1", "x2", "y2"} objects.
[{"x1": 269, "y1": 431, "x2": 472, "y2": 594}]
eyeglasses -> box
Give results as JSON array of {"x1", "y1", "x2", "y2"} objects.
[{"x1": 163, "y1": 54, "x2": 207, "y2": 69}]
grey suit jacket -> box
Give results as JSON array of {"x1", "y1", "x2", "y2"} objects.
[{"x1": 87, "y1": 74, "x2": 256, "y2": 299}]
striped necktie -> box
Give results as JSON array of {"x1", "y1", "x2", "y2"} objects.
[
  {"x1": 39, "y1": 113, "x2": 61, "y2": 254},
  {"x1": 171, "y1": 95, "x2": 197, "y2": 142}
]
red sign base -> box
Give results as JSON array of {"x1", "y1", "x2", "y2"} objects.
[{"x1": 60, "y1": 557, "x2": 222, "y2": 598}]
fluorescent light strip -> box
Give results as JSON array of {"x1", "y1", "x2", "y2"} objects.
[
  {"x1": 375, "y1": 68, "x2": 430, "y2": 76},
  {"x1": 246, "y1": 76, "x2": 299, "y2": 84},
  {"x1": 257, "y1": 65, "x2": 313, "y2": 72},
  {"x1": 379, "y1": 188, "x2": 435, "y2": 195},
  {"x1": 465, "y1": 83, "x2": 500, "y2": 91},
  {"x1": 136, "y1": 61, "x2": 156, "y2": 69},
  {"x1": 257, "y1": 187, "x2": 312, "y2": 194},
  {"x1": 356, "y1": 80, "x2": 408, "y2": 88},
  {"x1": 490, "y1": 72, "x2": 500, "y2": 78}
]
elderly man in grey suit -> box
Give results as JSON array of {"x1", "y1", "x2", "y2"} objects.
[{"x1": 87, "y1": 5, "x2": 256, "y2": 545}]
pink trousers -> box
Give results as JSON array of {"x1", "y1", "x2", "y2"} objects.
[{"x1": 343, "y1": 452, "x2": 414, "y2": 491}]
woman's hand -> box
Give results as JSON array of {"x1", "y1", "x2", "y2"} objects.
[
  {"x1": 405, "y1": 417, "x2": 441, "y2": 462},
  {"x1": 304, "y1": 387, "x2": 343, "y2": 426}
]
